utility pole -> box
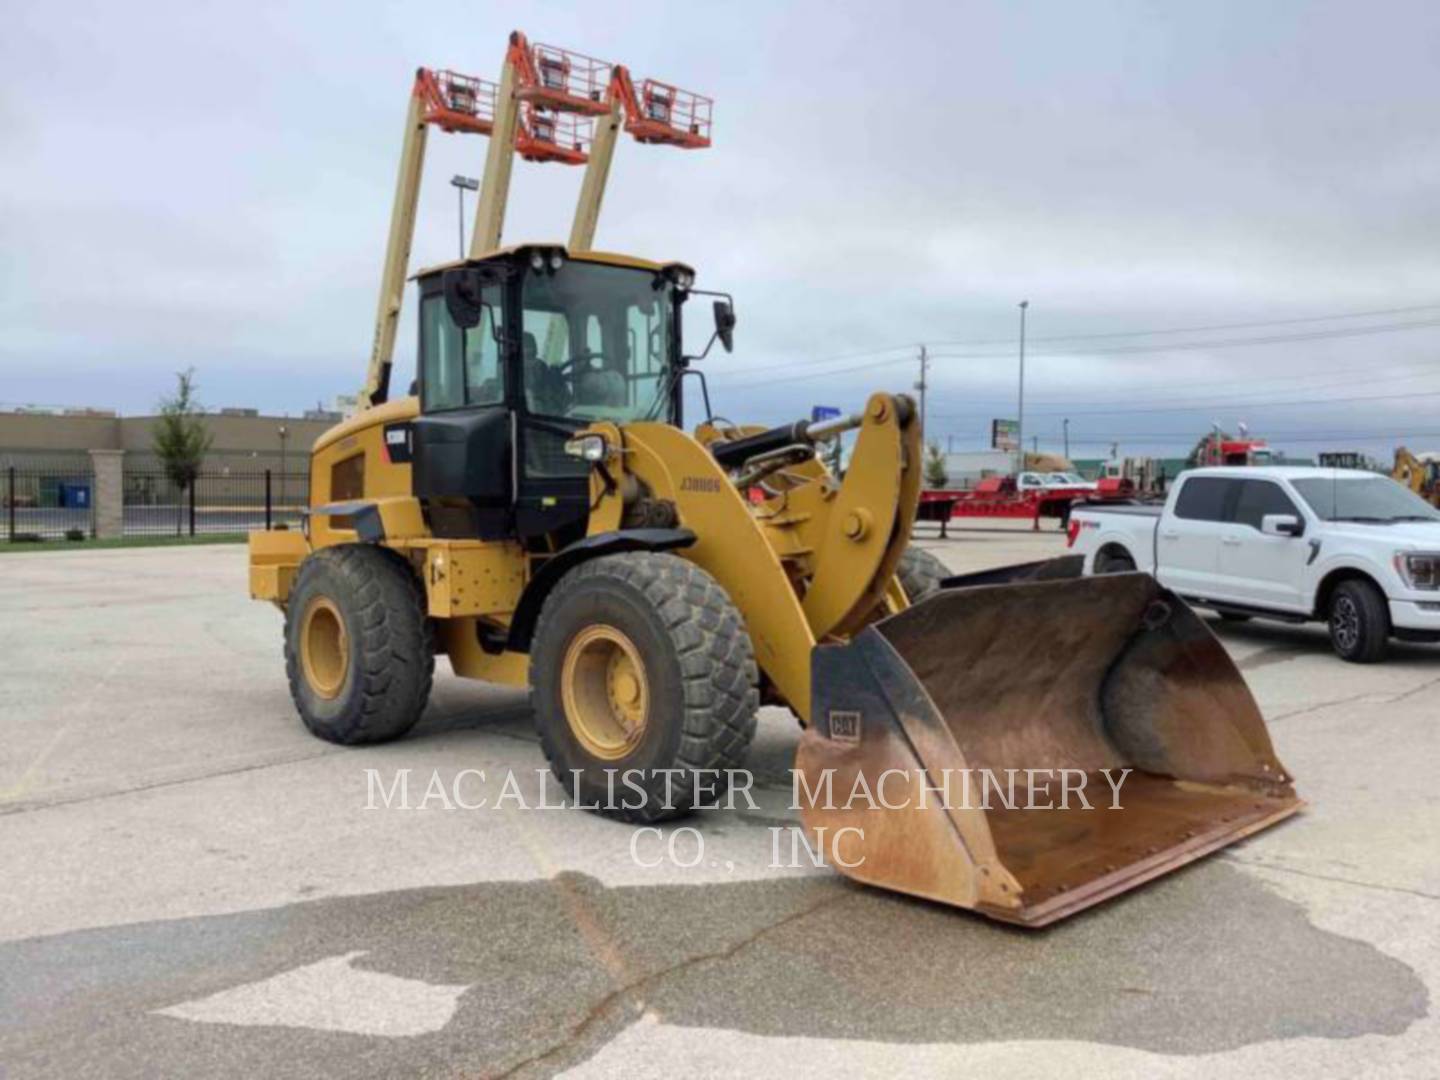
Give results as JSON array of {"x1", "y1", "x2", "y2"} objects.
[
  {"x1": 1016, "y1": 300, "x2": 1029, "y2": 474},
  {"x1": 914, "y1": 344, "x2": 929, "y2": 437},
  {"x1": 1063, "y1": 418, "x2": 1070, "y2": 460}
]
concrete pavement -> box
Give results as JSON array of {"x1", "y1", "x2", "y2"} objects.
[{"x1": 1, "y1": 531, "x2": 1436, "y2": 1078}]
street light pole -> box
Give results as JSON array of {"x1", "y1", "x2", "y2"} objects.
[
  {"x1": 278, "y1": 424, "x2": 288, "y2": 509},
  {"x1": 1016, "y1": 300, "x2": 1029, "y2": 474},
  {"x1": 450, "y1": 175, "x2": 480, "y2": 259}
]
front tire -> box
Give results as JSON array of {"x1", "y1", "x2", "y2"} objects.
[
  {"x1": 284, "y1": 545, "x2": 434, "y2": 744},
  {"x1": 531, "y1": 553, "x2": 759, "y2": 822},
  {"x1": 1329, "y1": 579, "x2": 1390, "y2": 663},
  {"x1": 897, "y1": 546, "x2": 950, "y2": 603}
]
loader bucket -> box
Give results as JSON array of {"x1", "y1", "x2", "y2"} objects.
[{"x1": 795, "y1": 567, "x2": 1301, "y2": 927}]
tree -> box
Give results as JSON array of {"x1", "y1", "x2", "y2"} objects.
[
  {"x1": 924, "y1": 441, "x2": 949, "y2": 489},
  {"x1": 152, "y1": 368, "x2": 213, "y2": 493}
]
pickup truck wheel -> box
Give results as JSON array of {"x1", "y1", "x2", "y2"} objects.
[
  {"x1": 1096, "y1": 550, "x2": 1136, "y2": 575},
  {"x1": 1329, "y1": 580, "x2": 1390, "y2": 663}
]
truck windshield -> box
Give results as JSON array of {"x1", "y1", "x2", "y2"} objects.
[
  {"x1": 520, "y1": 261, "x2": 675, "y2": 424},
  {"x1": 1292, "y1": 476, "x2": 1440, "y2": 523}
]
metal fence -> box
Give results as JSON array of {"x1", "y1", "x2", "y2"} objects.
[
  {"x1": 121, "y1": 469, "x2": 309, "y2": 537},
  {"x1": 4, "y1": 466, "x2": 308, "y2": 542},
  {"x1": 3, "y1": 463, "x2": 96, "y2": 540}
]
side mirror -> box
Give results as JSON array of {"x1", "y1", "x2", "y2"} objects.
[
  {"x1": 443, "y1": 269, "x2": 486, "y2": 329},
  {"x1": 442, "y1": 265, "x2": 510, "y2": 330},
  {"x1": 713, "y1": 299, "x2": 736, "y2": 354},
  {"x1": 1262, "y1": 513, "x2": 1304, "y2": 538}
]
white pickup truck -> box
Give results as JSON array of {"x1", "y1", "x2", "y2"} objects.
[{"x1": 1068, "y1": 466, "x2": 1440, "y2": 662}]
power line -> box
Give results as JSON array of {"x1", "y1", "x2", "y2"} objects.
[
  {"x1": 928, "y1": 368, "x2": 1440, "y2": 419},
  {"x1": 924, "y1": 301, "x2": 1440, "y2": 348},
  {"x1": 712, "y1": 303, "x2": 1440, "y2": 384},
  {"x1": 715, "y1": 317, "x2": 1440, "y2": 388}
]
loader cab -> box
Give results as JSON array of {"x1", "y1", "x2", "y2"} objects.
[{"x1": 411, "y1": 246, "x2": 689, "y2": 541}]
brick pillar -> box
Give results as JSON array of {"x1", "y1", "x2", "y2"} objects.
[{"x1": 89, "y1": 449, "x2": 125, "y2": 540}]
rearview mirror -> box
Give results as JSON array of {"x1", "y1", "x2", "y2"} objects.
[
  {"x1": 1262, "y1": 513, "x2": 1304, "y2": 538},
  {"x1": 713, "y1": 299, "x2": 736, "y2": 354}
]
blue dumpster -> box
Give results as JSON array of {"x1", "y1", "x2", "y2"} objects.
[{"x1": 59, "y1": 483, "x2": 91, "y2": 509}]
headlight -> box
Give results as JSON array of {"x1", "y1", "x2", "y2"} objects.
[
  {"x1": 548, "y1": 252, "x2": 564, "y2": 271},
  {"x1": 1395, "y1": 552, "x2": 1440, "y2": 590},
  {"x1": 529, "y1": 251, "x2": 546, "y2": 271},
  {"x1": 564, "y1": 434, "x2": 609, "y2": 463}
]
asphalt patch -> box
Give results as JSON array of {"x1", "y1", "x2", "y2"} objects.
[{"x1": 0, "y1": 857, "x2": 1425, "y2": 1078}]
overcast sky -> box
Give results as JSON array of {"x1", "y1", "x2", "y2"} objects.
[{"x1": 4, "y1": 0, "x2": 1439, "y2": 460}]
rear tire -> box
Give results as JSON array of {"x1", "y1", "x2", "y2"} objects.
[
  {"x1": 284, "y1": 545, "x2": 434, "y2": 744},
  {"x1": 1329, "y1": 579, "x2": 1390, "y2": 663},
  {"x1": 531, "y1": 553, "x2": 759, "y2": 822},
  {"x1": 897, "y1": 546, "x2": 950, "y2": 603},
  {"x1": 1095, "y1": 548, "x2": 1137, "y2": 575}
]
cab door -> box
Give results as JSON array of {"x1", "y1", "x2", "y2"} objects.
[
  {"x1": 1159, "y1": 476, "x2": 1236, "y2": 598},
  {"x1": 1214, "y1": 478, "x2": 1310, "y2": 611}
]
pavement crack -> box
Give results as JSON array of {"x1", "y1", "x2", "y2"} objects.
[
  {"x1": 1226, "y1": 855, "x2": 1440, "y2": 902},
  {"x1": 486, "y1": 889, "x2": 847, "y2": 1080},
  {"x1": 1266, "y1": 692, "x2": 1374, "y2": 723},
  {"x1": 1387, "y1": 673, "x2": 1440, "y2": 705},
  {"x1": 0, "y1": 748, "x2": 343, "y2": 817}
]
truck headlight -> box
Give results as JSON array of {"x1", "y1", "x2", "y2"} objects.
[
  {"x1": 564, "y1": 434, "x2": 609, "y2": 463},
  {"x1": 1395, "y1": 552, "x2": 1440, "y2": 590}
]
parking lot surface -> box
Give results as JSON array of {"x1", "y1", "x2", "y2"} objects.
[{"x1": 1, "y1": 526, "x2": 1436, "y2": 1078}]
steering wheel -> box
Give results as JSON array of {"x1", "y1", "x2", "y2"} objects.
[{"x1": 554, "y1": 350, "x2": 606, "y2": 377}]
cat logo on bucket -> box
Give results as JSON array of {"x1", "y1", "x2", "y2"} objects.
[{"x1": 828, "y1": 710, "x2": 861, "y2": 743}]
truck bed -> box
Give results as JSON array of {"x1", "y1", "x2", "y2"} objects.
[{"x1": 1075, "y1": 502, "x2": 1164, "y2": 518}]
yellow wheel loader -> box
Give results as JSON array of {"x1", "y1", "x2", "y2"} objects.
[
  {"x1": 250, "y1": 243, "x2": 1300, "y2": 927},
  {"x1": 250, "y1": 37, "x2": 1298, "y2": 926},
  {"x1": 1394, "y1": 446, "x2": 1440, "y2": 507}
]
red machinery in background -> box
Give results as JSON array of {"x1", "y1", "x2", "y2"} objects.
[{"x1": 919, "y1": 475, "x2": 1134, "y2": 533}]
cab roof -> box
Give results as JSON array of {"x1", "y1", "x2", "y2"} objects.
[{"x1": 413, "y1": 244, "x2": 692, "y2": 281}]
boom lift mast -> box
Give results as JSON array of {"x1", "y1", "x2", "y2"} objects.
[{"x1": 360, "y1": 31, "x2": 713, "y2": 409}]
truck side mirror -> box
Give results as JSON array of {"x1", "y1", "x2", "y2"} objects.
[
  {"x1": 1262, "y1": 513, "x2": 1304, "y2": 538},
  {"x1": 713, "y1": 299, "x2": 736, "y2": 354}
]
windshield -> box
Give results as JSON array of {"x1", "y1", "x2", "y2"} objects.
[
  {"x1": 1292, "y1": 476, "x2": 1440, "y2": 523},
  {"x1": 520, "y1": 261, "x2": 675, "y2": 423}
]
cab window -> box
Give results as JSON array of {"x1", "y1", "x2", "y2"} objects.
[
  {"x1": 1173, "y1": 477, "x2": 1234, "y2": 522},
  {"x1": 419, "y1": 290, "x2": 505, "y2": 411},
  {"x1": 518, "y1": 261, "x2": 675, "y2": 423},
  {"x1": 1230, "y1": 480, "x2": 1299, "y2": 530}
]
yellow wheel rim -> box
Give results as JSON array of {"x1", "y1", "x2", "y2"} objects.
[
  {"x1": 560, "y1": 625, "x2": 649, "y2": 761},
  {"x1": 300, "y1": 596, "x2": 349, "y2": 700}
]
